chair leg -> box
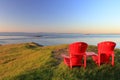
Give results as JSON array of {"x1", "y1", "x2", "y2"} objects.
[
  {"x1": 70, "y1": 66, "x2": 72, "y2": 69},
  {"x1": 98, "y1": 55, "x2": 100, "y2": 67},
  {"x1": 84, "y1": 55, "x2": 86, "y2": 68},
  {"x1": 70, "y1": 61, "x2": 72, "y2": 69},
  {"x1": 112, "y1": 54, "x2": 114, "y2": 66}
]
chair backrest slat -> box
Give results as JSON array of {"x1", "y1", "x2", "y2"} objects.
[
  {"x1": 69, "y1": 42, "x2": 88, "y2": 56},
  {"x1": 98, "y1": 41, "x2": 116, "y2": 55}
]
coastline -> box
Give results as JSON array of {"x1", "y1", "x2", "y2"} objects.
[{"x1": 0, "y1": 33, "x2": 120, "y2": 48}]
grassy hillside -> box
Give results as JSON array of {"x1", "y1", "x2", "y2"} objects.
[{"x1": 0, "y1": 42, "x2": 120, "y2": 80}]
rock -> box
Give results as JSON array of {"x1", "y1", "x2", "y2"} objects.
[{"x1": 29, "y1": 42, "x2": 44, "y2": 47}]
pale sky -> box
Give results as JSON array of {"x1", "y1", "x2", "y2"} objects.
[{"x1": 0, "y1": 0, "x2": 120, "y2": 33}]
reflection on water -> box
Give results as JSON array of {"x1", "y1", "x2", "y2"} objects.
[{"x1": 0, "y1": 33, "x2": 120, "y2": 48}]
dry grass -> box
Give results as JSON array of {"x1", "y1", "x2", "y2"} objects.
[{"x1": 0, "y1": 42, "x2": 120, "y2": 80}]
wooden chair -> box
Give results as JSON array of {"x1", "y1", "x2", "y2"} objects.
[
  {"x1": 92, "y1": 41, "x2": 116, "y2": 67},
  {"x1": 62, "y1": 42, "x2": 88, "y2": 68}
]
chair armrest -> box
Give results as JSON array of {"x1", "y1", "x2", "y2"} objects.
[{"x1": 61, "y1": 54, "x2": 70, "y2": 58}]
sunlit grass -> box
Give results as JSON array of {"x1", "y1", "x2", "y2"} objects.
[{"x1": 0, "y1": 42, "x2": 120, "y2": 80}]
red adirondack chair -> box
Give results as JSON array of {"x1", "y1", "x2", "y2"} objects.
[
  {"x1": 92, "y1": 41, "x2": 116, "y2": 66},
  {"x1": 62, "y1": 42, "x2": 88, "y2": 68}
]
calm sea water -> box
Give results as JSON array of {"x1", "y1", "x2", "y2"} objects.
[{"x1": 0, "y1": 32, "x2": 120, "y2": 48}]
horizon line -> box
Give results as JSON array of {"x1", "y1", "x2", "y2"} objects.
[{"x1": 0, "y1": 32, "x2": 120, "y2": 34}]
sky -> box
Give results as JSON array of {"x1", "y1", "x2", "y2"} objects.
[{"x1": 0, "y1": 0, "x2": 120, "y2": 33}]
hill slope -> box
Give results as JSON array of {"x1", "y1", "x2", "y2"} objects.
[{"x1": 0, "y1": 42, "x2": 120, "y2": 80}]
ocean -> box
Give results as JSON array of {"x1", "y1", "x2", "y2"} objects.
[{"x1": 0, "y1": 32, "x2": 120, "y2": 48}]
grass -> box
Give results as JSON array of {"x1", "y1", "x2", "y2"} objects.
[{"x1": 0, "y1": 42, "x2": 120, "y2": 80}]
